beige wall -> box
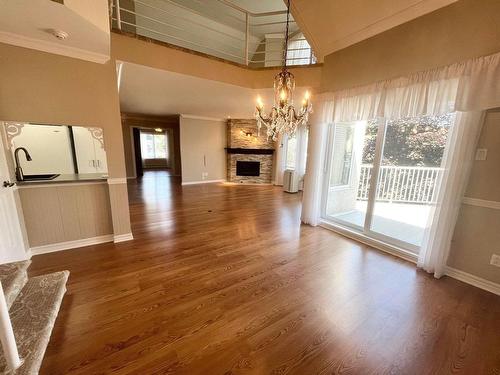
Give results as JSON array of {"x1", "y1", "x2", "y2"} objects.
[
  {"x1": 179, "y1": 117, "x2": 226, "y2": 184},
  {"x1": 321, "y1": 0, "x2": 500, "y2": 92},
  {"x1": 448, "y1": 111, "x2": 500, "y2": 284},
  {"x1": 320, "y1": 0, "x2": 500, "y2": 284},
  {"x1": 0, "y1": 42, "x2": 132, "y2": 238},
  {"x1": 111, "y1": 32, "x2": 323, "y2": 90}
]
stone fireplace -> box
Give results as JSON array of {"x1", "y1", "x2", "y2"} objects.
[{"x1": 226, "y1": 119, "x2": 275, "y2": 184}]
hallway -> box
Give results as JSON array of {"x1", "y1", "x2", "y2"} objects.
[{"x1": 28, "y1": 173, "x2": 500, "y2": 374}]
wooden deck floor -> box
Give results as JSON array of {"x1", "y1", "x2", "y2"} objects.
[{"x1": 30, "y1": 171, "x2": 500, "y2": 374}]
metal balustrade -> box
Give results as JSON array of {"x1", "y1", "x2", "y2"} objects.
[
  {"x1": 110, "y1": 0, "x2": 316, "y2": 66},
  {"x1": 357, "y1": 165, "x2": 442, "y2": 204}
]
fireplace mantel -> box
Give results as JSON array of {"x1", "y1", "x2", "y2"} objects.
[{"x1": 225, "y1": 148, "x2": 274, "y2": 155}]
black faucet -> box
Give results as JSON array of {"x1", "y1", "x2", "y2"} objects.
[{"x1": 14, "y1": 147, "x2": 32, "y2": 181}]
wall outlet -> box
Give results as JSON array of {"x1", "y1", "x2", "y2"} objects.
[
  {"x1": 475, "y1": 148, "x2": 488, "y2": 161},
  {"x1": 490, "y1": 254, "x2": 500, "y2": 267},
  {"x1": 202, "y1": 172, "x2": 208, "y2": 180}
]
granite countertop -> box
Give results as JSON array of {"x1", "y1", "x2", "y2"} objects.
[{"x1": 17, "y1": 173, "x2": 108, "y2": 186}]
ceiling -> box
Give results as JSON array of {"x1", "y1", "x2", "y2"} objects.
[
  {"x1": 291, "y1": 0, "x2": 458, "y2": 59},
  {"x1": 226, "y1": 0, "x2": 287, "y2": 14},
  {"x1": 0, "y1": 0, "x2": 110, "y2": 63},
  {"x1": 119, "y1": 62, "x2": 310, "y2": 118}
]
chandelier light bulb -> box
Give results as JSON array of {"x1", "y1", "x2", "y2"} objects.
[{"x1": 256, "y1": 96, "x2": 263, "y2": 109}]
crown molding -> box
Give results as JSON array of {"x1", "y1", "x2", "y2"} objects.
[
  {"x1": 0, "y1": 31, "x2": 110, "y2": 64},
  {"x1": 180, "y1": 114, "x2": 226, "y2": 122}
]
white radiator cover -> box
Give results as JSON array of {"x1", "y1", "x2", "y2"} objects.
[{"x1": 283, "y1": 169, "x2": 299, "y2": 193}]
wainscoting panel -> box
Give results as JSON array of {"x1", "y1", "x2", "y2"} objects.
[{"x1": 18, "y1": 182, "x2": 113, "y2": 247}]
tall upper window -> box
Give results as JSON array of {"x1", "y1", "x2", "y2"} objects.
[
  {"x1": 286, "y1": 33, "x2": 315, "y2": 66},
  {"x1": 330, "y1": 123, "x2": 355, "y2": 187},
  {"x1": 140, "y1": 132, "x2": 167, "y2": 159}
]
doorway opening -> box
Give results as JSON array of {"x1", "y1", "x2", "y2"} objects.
[{"x1": 121, "y1": 113, "x2": 181, "y2": 180}]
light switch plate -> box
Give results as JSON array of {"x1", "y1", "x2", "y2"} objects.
[
  {"x1": 490, "y1": 254, "x2": 500, "y2": 267},
  {"x1": 475, "y1": 148, "x2": 488, "y2": 161}
]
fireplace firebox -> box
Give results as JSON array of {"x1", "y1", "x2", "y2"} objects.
[{"x1": 236, "y1": 161, "x2": 260, "y2": 176}]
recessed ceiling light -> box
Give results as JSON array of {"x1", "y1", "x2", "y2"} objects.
[{"x1": 50, "y1": 29, "x2": 69, "y2": 40}]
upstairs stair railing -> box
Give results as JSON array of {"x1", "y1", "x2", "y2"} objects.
[{"x1": 110, "y1": 0, "x2": 316, "y2": 67}]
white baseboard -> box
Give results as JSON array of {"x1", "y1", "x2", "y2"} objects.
[
  {"x1": 30, "y1": 235, "x2": 114, "y2": 256},
  {"x1": 181, "y1": 179, "x2": 226, "y2": 186},
  {"x1": 445, "y1": 266, "x2": 500, "y2": 296},
  {"x1": 114, "y1": 233, "x2": 134, "y2": 243}
]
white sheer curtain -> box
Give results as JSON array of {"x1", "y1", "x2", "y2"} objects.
[
  {"x1": 301, "y1": 96, "x2": 333, "y2": 225},
  {"x1": 274, "y1": 134, "x2": 285, "y2": 186},
  {"x1": 419, "y1": 111, "x2": 485, "y2": 277},
  {"x1": 301, "y1": 51, "x2": 500, "y2": 277}
]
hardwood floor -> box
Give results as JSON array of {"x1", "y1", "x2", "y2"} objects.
[{"x1": 30, "y1": 171, "x2": 500, "y2": 374}]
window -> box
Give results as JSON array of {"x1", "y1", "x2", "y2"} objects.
[
  {"x1": 140, "y1": 132, "x2": 167, "y2": 159},
  {"x1": 330, "y1": 123, "x2": 355, "y2": 187},
  {"x1": 285, "y1": 136, "x2": 297, "y2": 170},
  {"x1": 286, "y1": 33, "x2": 315, "y2": 66}
]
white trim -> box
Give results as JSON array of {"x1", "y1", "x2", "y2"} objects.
[
  {"x1": 320, "y1": 220, "x2": 418, "y2": 264},
  {"x1": 107, "y1": 178, "x2": 127, "y2": 185},
  {"x1": 181, "y1": 179, "x2": 226, "y2": 186},
  {"x1": 127, "y1": 176, "x2": 137, "y2": 180},
  {"x1": 114, "y1": 233, "x2": 134, "y2": 243},
  {"x1": 116, "y1": 62, "x2": 124, "y2": 91},
  {"x1": 17, "y1": 181, "x2": 107, "y2": 189},
  {"x1": 180, "y1": 114, "x2": 226, "y2": 122},
  {"x1": 0, "y1": 31, "x2": 110, "y2": 64},
  {"x1": 30, "y1": 235, "x2": 113, "y2": 255},
  {"x1": 462, "y1": 197, "x2": 500, "y2": 210},
  {"x1": 445, "y1": 266, "x2": 500, "y2": 296}
]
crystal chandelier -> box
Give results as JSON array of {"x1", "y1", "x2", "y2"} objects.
[{"x1": 254, "y1": 0, "x2": 312, "y2": 141}]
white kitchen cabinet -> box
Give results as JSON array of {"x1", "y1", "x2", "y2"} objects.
[{"x1": 72, "y1": 127, "x2": 108, "y2": 174}]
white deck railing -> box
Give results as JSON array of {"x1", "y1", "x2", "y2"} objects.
[
  {"x1": 357, "y1": 165, "x2": 442, "y2": 204},
  {"x1": 110, "y1": 0, "x2": 316, "y2": 67}
]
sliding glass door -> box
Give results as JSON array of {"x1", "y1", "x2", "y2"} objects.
[
  {"x1": 322, "y1": 114, "x2": 454, "y2": 253},
  {"x1": 323, "y1": 120, "x2": 380, "y2": 230}
]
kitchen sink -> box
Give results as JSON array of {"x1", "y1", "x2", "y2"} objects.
[{"x1": 22, "y1": 174, "x2": 60, "y2": 181}]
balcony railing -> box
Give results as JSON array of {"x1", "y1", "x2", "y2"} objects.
[
  {"x1": 109, "y1": 0, "x2": 316, "y2": 67},
  {"x1": 357, "y1": 165, "x2": 442, "y2": 204}
]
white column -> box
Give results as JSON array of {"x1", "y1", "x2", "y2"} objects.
[{"x1": 0, "y1": 282, "x2": 21, "y2": 371}]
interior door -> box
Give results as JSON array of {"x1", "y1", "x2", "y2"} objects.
[{"x1": 0, "y1": 132, "x2": 27, "y2": 264}]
